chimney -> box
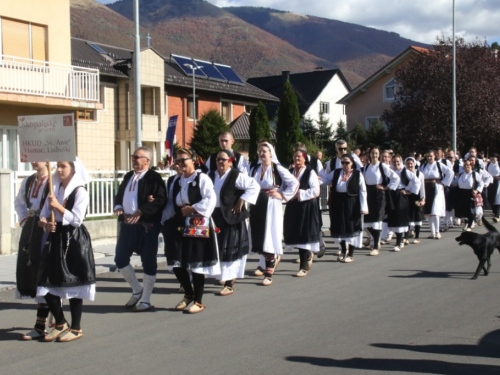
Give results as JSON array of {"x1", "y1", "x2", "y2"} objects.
[{"x1": 282, "y1": 70, "x2": 290, "y2": 83}]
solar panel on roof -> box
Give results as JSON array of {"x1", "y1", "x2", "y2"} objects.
[
  {"x1": 193, "y1": 59, "x2": 226, "y2": 81},
  {"x1": 214, "y1": 64, "x2": 244, "y2": 85},
  {"x1": 171, "y1": 54, "x2": 206, "y2": 77},
  {"x1": 88, "y1": 43, "x2": 107, "y2": 54}
]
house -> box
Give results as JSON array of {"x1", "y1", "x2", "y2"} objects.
[
  {"x1": 247, "y1": 69, "x2": 351, "y2": 131},
  {"x1": 337, "y1": 46, "x2": 428, "y2": 130},
  {"x1": 0, "y1": 0, "x2": 102, "y2": 172},
  {"x1": 71, "y1": 39, "x2": 279, "y2": 170},
  {"x1": 229, "y1": 112, "x2": 276, "y2": 156}
]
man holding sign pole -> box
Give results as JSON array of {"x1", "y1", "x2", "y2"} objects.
[{"x1": 114, "y1": 147, "x2": 167, "y2": 312}]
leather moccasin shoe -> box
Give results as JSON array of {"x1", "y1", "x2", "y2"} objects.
[
  {"x1": 125, "y1": 290, "x2": 143, "y2": 308},
  {"x1": 133, "y1": 302, "x2": 153, "y2": 312},
  {"x1": 44, "y1": 322, "x2": 69, "y2": 342},
  {"x1": 57, "y1": 329, "x2": 83, "y2": 342}
]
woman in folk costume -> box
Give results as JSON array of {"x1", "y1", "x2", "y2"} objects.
[
  {"x1": 14, "y1": 161, "x2": 51, "y2": 340},
  {"x1": 405, "y1": 157, "x2": 426, "y2": 244},
  {"x1": 387, "y1": 155, "x2": 421, "y2": 252},
  {"x1": 322, "y1": 154, "x2": 368, "y2": 263},
  {"x1": 249, "y1": 142, "x2": 299, "y2": 285},
  {"x1": 418, "y1": 150, "x2": 454, "y2": 239},
  {"x1": 451, "y1": 159, "x2": 484, "y2": 231},
  {"x1": 468, "y1": 155, "x2": 491, "y2": 227},
  {"x1": 283, "y1": 148, "x2": 321, "y2": 277},
  {"x1": 361, "y1": 148, "x2": 399, "y2": 256},
  {"x1": 486, "y1": 153, "x2": 500, "y2": 222},
  {"x1": 209, "y1": 150, "x2": 259, "y2": 295},
  {"x1": 37, "y1": 157, "x2": 94, "y2": 342},
  {"x1": 166, "y1": 148, "x2": 220, "y2": 313}
]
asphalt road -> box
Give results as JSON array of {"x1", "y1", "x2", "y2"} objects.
[{"x1": 1, "y1": 223, "x2": 500, "y2": 375}]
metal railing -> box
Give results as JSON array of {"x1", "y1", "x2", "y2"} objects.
[{"x1": 0, "y1": 54, "x2": 100, "y2": 102}]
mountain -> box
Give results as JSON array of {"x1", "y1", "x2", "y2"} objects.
[{"x1": 71, "y1": 0, "x2": 427, "y2": 87}]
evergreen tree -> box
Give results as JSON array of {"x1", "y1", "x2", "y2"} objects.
[
  {"x1": 249, "y1": 101, "x2": 271, "y2": 161},
  {"x1": 189, "y1": 109, "x2": 230, "y2": 160},
  {"x1": 301, "y1": 116, "x2": 318, "y2": 141},
  {"x1": 316, "y1": 112, "x2": 333, "y2": 149},
  {"x1": 349, "y1": 122, "x2": 368, "y2": 150},
  {"x1": 334, "y1": 119, "x2": 350, "y2": 143},
  {"x1": 366, "y1": 121, "x2": 387, "y2": 148},
  {"x1": 276, "y1": 80, "x2": 301, "y2": 164}
]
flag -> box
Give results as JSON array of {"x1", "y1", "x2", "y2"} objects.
[{"x1": 165, "y1": 115, "x2": 178, "y2": 162}]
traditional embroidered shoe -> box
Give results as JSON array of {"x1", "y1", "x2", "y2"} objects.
[
  {"x1": 133, "y1": 302, "x2": 153, "y2": 312},
  {"x1": 427, "y1": 235, "x2": 435, "y2": 239},
  {"x1": 125, "y1": 290, "x2": 143, "y2": 308},
  {"x1": 403, "y1": 239, "x2": 410, "y2": 245},
  {"x1": 187, "y1": 302, "x2": 206, "y2": 314},
  {"x1": 413, "y1": 239, "x2": 421, "y2": 244},
  {"x1": 435, "y1": 233, "x2": 442, "y2": 239},
  {"x1": 369, "y1": 249, "x2": 380, "y2": 256},
  {"x1": 44, "y1": 322, "x2": 69, "y2": 342},
  {"x1": 296, "y1": 269, "x2": 308, "y2": 277},
  {"x1": 408, "y1": 231, "x2": 415, "y2": 238},
  {"x1": 470, "y1": 222, "x2": 476, "y2": 229},
  {"x1": 337, "y1": 254, "x2": 346, "y2": 262},
  {"x1": 57, "y1": 329, "x2": 83, "y2": 342},
  {"x1": 392, "y1": 246, "x2": 401, "y2": 252},
  {"x1": 254, "y1": 266, "x2": 264, "y2": 276},
  {"x1": 262, "y1": 277, "x2": 273, "y2": 286},
  {"x1": 478, "y1": 219, "x2": 483, "y2": 226},
  {"x1": 22, "y1": 328, "x2": 46, "y2": 340},
  {"x1": 219, "y1": 286, "x2": 234, "y2": 296},
  {"x1": 385, "y1": 233, "x2": 393, "y2": 242},
  {"x1": 465, "y1": 227, "x2": 472, "y2": 232},
  {"x1": 493, "y1": 217, "x2": 500, "y2": 223},
  {"x1": 455, "y1": 219, "x2": 461, "y2": 225},
  {"x1": 175, "y1": 295, "x2": 194, "y2": 310},
  {"x1": 316, "y1": 245, "x2": 326, "y2": 258},
  {"x1": 343, "y1": 256, "x2": 354, "y2": 263}
]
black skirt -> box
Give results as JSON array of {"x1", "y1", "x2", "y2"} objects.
[
  {"x1": 487, "y1": 180, "x2": 499, "y2": 208},
  {"x1": 387, "y1": 189, "x2": 410, "y2": 228},
  {"x1": 166, "y1": 212, "x2": 219, "y2": 269},
  {"x1": 455, "y1": 188, "x2": 475, "y2": 218},
  {"x1": 424, "y1": 182, "x2": 437, "y2": 215},
  {"x1": 329, "y1": 192, "x2": 362, "y2": 238},
  {"x1": 364, "y1": 184, "x2": 386, "y2": 223},
  {"x1": 16, "y1": 216, "x2": 46, "y2": 298},
  {"x1": 408, "y1": 193, "x2": 425, "y2": 222},
  {"x1": 38, "y1": 223, "x2": 95, "y2": 288},
  {"x1": 249, "y1": 192, "x2": 269, "y2": 254},
  {"x1": 284, "y1": 197, "x2": 320, "y2": 247},
  {"x1": 212, "y1": 208, "x2": 249, "y2": 262}
]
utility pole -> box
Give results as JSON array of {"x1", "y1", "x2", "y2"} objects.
[
  {"x1": 452, "y1": 0, "x2": 457, "y2": 153},
  {"x1": 134, "y1": 0, "x2": 142, "y2": 148}
]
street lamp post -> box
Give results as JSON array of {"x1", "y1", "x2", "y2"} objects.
[
  {"x1": 452, "y1": 0, "x2": 457, "y2": 153},
  {"x1": 184, "y1": 64, "x2": 203, "y2": 129}
]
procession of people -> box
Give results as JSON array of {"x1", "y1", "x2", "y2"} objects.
[{"x1": 12, "y1": 134, "x2": 500, "y2": 341}]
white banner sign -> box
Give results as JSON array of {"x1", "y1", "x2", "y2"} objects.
[{"x1": 18, "y1": 113, "x2": 76, "y2": 162}]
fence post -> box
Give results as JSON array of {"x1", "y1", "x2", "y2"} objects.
[{"x1": 0, "y1": 169, "x2": 12, "y2": 255}]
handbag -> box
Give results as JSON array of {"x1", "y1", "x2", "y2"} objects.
[
  {"x1": 183, "y1": 215, "x2": 210, "y2": 238},
  {"x1": 472, "y1": 192, "x2": 483, "y2": 207}
]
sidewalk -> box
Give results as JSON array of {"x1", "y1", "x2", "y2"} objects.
[{"x1": 0, "y1": 236, "x2": 167, "y2": 292}]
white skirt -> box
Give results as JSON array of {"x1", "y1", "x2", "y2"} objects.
[
  {"x1": 15, "y1": 290, "x2": 45, "y2": 304},
  {"x1": 363, "y1": 221, "x2": 383, "y2": 230},
  {"x1": 429, "y1": 184, "x2": 446, "y2": 217},
  {"x1": 37, "y1": 284, "x2": 96, "y2": 301},
  {"x1": 388, "y1": 226, "x2": 407, "y2": 233},
  {"x1": 284, "y1": 242, "x2": 320, "y2": 252},
  {"x1": 336, "y1": 233, "x2": 363, "y2": 248},
  {"x1": 219, "y1": 255, "x2": 247, "y2": 281}
]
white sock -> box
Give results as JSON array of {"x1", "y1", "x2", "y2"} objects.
[
  {"x1": 119, "y1": 264, "x2": 142, "y2": 294},
  {"x1": 382, "y1": 223, "x2": 388, "y2": 239},
  {"x1": 139, "y1": 274, "x2": 156, "y2": 304},
  {"x1": 429, "y1": 217, "x2": 436, "y2": 235},
  {"x1": 435, "y1": 216, "x2": 440, "y2": 233}
]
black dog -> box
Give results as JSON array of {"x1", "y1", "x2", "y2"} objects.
[{"x1": 455, "y1": 217, "x2": 500, "y2": 279}]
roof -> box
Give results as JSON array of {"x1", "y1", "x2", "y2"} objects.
[
  {"x1": 71, "y1": 37, "x2": 278, "y2": 102},
  {"x1": 247, "y1": 69, "x2": 352, "y2": 117},
  {"x1": 230, "y1": 112, "x2": 276, "y2": 140},
  {"x1": 337, "y1": 45, "x2": 430, "y2": 105}
]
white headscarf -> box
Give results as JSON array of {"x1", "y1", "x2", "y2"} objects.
[
  {"x1": 405, "y1": 157, "x2": 417, "y2": 165},
  {"x1": 51, "y1": 157, "x2": 90, "y2": 200},
  {"x1": 260, "y1": 142, "x2": 280, "y2": 165}
]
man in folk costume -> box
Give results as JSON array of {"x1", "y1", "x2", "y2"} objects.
[
  {"x1": 114, "y1": 147, "x2": 167, "y2": 312},
  {"x1": 14, "y1": 161, "x2": 51, "y2": 340},
  {"x1": 322, "y1": 139, "x2": 363, "y2": 175},
  {"x1": 203, "y1": 132, "x2": 248, "y2": 174}
]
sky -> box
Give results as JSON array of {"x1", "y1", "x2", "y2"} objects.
[{"x1": 97, "y1": 0, "x2": 500, "y2": 45}]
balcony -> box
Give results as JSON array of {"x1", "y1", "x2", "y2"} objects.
[{"x1": 0, "y1": 54, "x2": 100, "y2": 105}]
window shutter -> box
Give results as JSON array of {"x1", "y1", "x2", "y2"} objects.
[
  {"x1": 2, "y1": 18, "x2": 30, "y2": 59},
  {"x1": 31, "y1": 24, "x2": 46, "y2": 62}
]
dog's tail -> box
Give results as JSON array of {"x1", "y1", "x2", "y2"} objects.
[{"x1": 482, "y1": 216, "x2": 498, "y2": 233}]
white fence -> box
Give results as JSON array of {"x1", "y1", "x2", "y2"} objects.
[
  {"x1": 11, "y1": 170, "x2": 175, "y2": 227},
  {"x1": 11, "y1": 169, "x2": 329, "y2": 227},
  {"x1": 0, "y1": 54, "x2": 100, "y2": 102}
]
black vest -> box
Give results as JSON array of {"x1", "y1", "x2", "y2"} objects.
[
  {"x1": 209, "y1": 169, "x2": 249, "y2": 225},
  {"x1": 330, "y1": 155, "x2": 358, "y2": 171},
  {"x1": 172, "y1": 173, "x2": 203, "y2": 214},
  {"x1": 250, "y1": 163, "x2": 282, "y2": 187},
  {"x1": 209, "y1": 151, "x2": 242, "y2": 173},
  {"x1": 331, "y1": 169, "x2": 361, "y2": 196},
  {"x1": 305, "y1": 156, "x2": 319, "y2": 175},
  {"x1": 400, "y1": 168, "x2": 409, "y2": 187},
  {"x1": 24, "y1": 173, "x2": 50, "y2": 210}
]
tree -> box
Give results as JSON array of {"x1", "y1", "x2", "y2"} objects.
[
  {"x1": 382, "y1": 37, "x2": 500, "y2": 154},
  {"x1": 275, "y1": 80, "x2": 301, "y2": 164},
  {"x1": 301, "y1": 116, "x2": 318, "y2": 141},
  {"x1": 334, "y1": 119, "x2": 350, "y2": 143},
  {"x1": 249, "y1": 101, "x2": 271, "y2": 161},
  {"x1": 189, "y1": 109, "x2": 230, "y2": 160},
  {"x1": 492, "y1": 41, "x2": 499, "y2": 50},
  {"x1": 366, "y1": 121, "x2": 387, "y2": 148},
  {"x1": 349, "y1": 122, "x2": 368, "y2": 150}
]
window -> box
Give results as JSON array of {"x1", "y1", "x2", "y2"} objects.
[
  {"x1": 384, "y1": 79, "x2": 396, "y2": 101},
  {"x1": 141, "y1": 88, "x2": 155, "y2": 115},
  {"x1": 76, "y1": 110, "x2": 95, "y2": 121},
  {"x1": 320, "y1": 102, "x2": 330, "y2": 114},
  {"x1": 221, "y1": 101, "x2": 231, "y2": 122},
  {"x1": 187, "y1": 97, "x2": 198, "y2": 120},
  {"x1": 365, "y1": 116, "x2": 380, "y2": 129},
  {"x1": 1, "y1": 17, "x2": 46, "y2": 61},
  {"x1": 245, "y1": 104, "x2": 255, "y2": 114}
]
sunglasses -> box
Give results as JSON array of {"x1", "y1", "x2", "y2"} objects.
[
  {"x1": 216, "y1": 158, "x2": 230, "y2": 162},
  {"x1": 130, "y1": 155, "x2": 148, "y2": 161},
  {"x1": 341, "y1": 161, "x2": 351, "y2": 165},
  {"x1": 338, "y1": 147, "x2": 347, "y2": 151},
  {"x1": 175, "y1": 157, "x2": 192, "y2": 164},
  {"x1": 447, "y1": 157, "x2": 454, "y2": 160}
]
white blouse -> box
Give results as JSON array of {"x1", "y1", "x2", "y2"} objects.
[
  {"x1": 393, "y1": 168, "x2": 421, "y2": 195},
  {"x1": 213, "y1": 169, "x2": 260, "y2": 208},
  {"x1": 289, "y1": 166, "x2": 320, "y2": 202},
  {"x1": 175, "y1": 172, "x2": 216, "y2": 217},
  {"x1": 40, "y1": 185, "x2": 89, "y2": 228},
  {"x1": 322, "y1": 170, "x2": 368, "y2": 212},
  {"x1": 362, "y1": 162, "x2": 400, "y2": 189},
  {"x1": 419, "y1": 162, "x2": 454, "y2": 186},
  {"x1": 15, "y1": 174, "x2": 49, "y2": 224},
  {"x1": 252, "y1": 164, "x2": 299, "y2": 202},
  {"x1": 452, "y1": 171, "x2": 484, "y2": 192}
]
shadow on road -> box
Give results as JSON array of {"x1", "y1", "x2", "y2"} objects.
[
  {"x1": 371, "y1": 329, "x2": 500, "y2": 359},
  {"x1": 388, "y1": 270, "x2": 473, "y2": 279}
]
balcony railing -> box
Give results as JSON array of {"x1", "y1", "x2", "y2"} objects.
[{"x1": 0, "y1": 54, "x2": 100, "y2": 102}]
